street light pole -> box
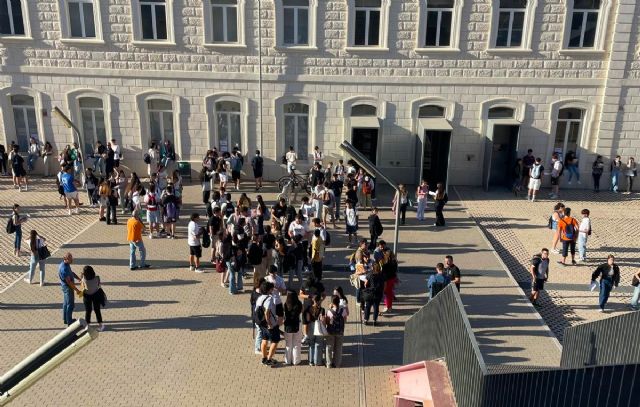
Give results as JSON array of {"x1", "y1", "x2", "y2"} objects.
[{"x1": 257, "y1": 0, "x2": 264, "y2": 155}]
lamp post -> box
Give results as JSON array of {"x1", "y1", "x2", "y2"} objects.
[{"x1": 257, "y1": 0, "x2": 264, "y2": 155}]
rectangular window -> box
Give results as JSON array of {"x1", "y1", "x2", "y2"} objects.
[
  {"x1": 211, "y1": 0, "x2": 238, "y2": 43},
  {"x1": 0, "y1": 0, "x2": 25, "y2": 35},
  {"x1": 568, "y1": 0, "x2": 599, "y2": 48},
  {"x1": 495, "y1": 0, "x2": 526, "y2": 47},
  {"x1": 148, "y1": 99, "x2": 174, "y2": 145},
  {"x1": 354, "y1": 0, "x2": 381, "y2": 46},
  {"x1": 554, "y1": 108, "x2": 584, "y2": 160},
  {"x1": 68, "y1": 1, "x2": 96, "y2": 38},
  {"x1": 140, "y1": 0, "x2": 167, "y2": 40},
  {"x1": 11, "y1": 95, "x2": 37, "y2": 152},
  {"x1": 283, "y1": 0, "x2": 309, "y2": 45},
  {"x1": 425, "y1": 0, "x2": 454, "y2": 47}
]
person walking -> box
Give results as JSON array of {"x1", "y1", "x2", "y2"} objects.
[
  {"x1": 27, "y1": 137, "x2": 40, "y2": 173},
  {"x1": 557, "y1": 207, "x2": 579, "y2": 266},
  {"x1": 59, "y1": 253, "x2": 81, "y2": 326},
  {"x1": 25, "y1": 229, "x2": 47, "y2": 286},
  {"x1": 392, "y1": 184, "x2": 409, "y2": 225},
  {"x1": 367, "y1": 207, "x2": 383, "y2": 251},
  {"x1": 630, "y1": 270, "x2": 640, "y2": 311},
  {"x1": 577, "y1": 209, "x2": 591, "y2": 262},
  {"x1": 564, "y1": 150, "x2": 580, "y2": 184},
  {"x1": 611, "y1": 155, "x2": 622, "y2": 193},
  {"x1": 80, "y1": 265, "x2": 106, "y2": 331},
  {"x1": 188, "y1": 213, "x2": 204, "y2": 273},
  {"x1": 127, "y1": 210, "x2": 150, "y2": 270},
  {"x1": 592, "y1": 155, "x2": 604, "y2": 192},
  {"x1": 431, "y1": 183, "x2": 448, "y2": 227},
  {"x1": 548, "y1": 153, "x2": 563, "y2": 199},
  {"x1": 330, "y1": 173, "x2": 343, "y2": 222},
  {"x1": 251, "y1": 150, "x2": 264, "y2": 191},
  {"x1": 416, "y1": 180, "x2": 429, "y2": 221},
  {"x1": 527, "y1": 158, "x2": 544, "y2": 202},
  {"x1": 625, "y1": 157, "x2": 636, "y2": 194},
  {"x1": 325, "y1": 295, "x2": 347, "y2": 368},
  {"x1": 10, "y1": 204, "x2": 28, "y2": 257},
  {"x1": 283, "y1": 290, "x2": 303, "y2": 366},
  {"x1": 529, "y1": 249, "x2": 549, "y2": 305},
  {"x1": 591, "y1": 255, "x2": 620, "y2": 312},
  {"x1": 61, "y1": 166, "x2": 81, "y2": 215}
]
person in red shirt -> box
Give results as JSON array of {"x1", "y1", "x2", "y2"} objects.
[{"x1": 557, "y1": 207, "x2": 579, "y2": 266}]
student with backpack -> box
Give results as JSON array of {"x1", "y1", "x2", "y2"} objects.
[
  {"x1": 362, "y1": 260, "x2": 384, "y2": 326},
  {"x1": 255, "y1": 281, "x2": 281, "y2": 366},
  {"x1": 25, "y1": 229, "x2": 47, "y2": 285},
  {"x1": 529, "y1": 249, "x2": 550, "y2": 305},
  {"x1": 283, "y1": 290, "x2": 303, "y2": 365},
  {"x1": 549, "y1": 153, "x2": 563, "y2": 199},
  {"x1": 557, "y1": 207, "x2": 579, "y2": 266},
  {"x1": 427, "y1": 263, "x2": 450, "y2": 301},
  {"x1": 324, "y1": 295, "x2": 347, "y2": 368},
  {"x1": 162, "y1": 185, "x2": 179, "y2": 239},
  {"x1": 367, "y1": 207, "x2": 383, "y2": 251},
  {"x1": 9, "y1": 145, "x2": 28, "y2": 191},
  {"x1": 527, "y1": 158, "x2": 544, "y2": 202}
]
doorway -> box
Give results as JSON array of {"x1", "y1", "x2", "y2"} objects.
[
  {"x1": 422, "y1": 131, "x2": 451, "y2": 190},
  {"x1": 352, "y1": 128, "x2": 378, "y2": 165},
  {"x1": 487, "y1": 125, "x2": 519, "y2": 188}
]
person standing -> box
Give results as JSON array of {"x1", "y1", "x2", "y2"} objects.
[
  {"x1": 160, "y1": 139, "x2": 175, "y2": 170},
  {"x1": 549, "y1": 153, "x2": 563, "y2": 199},
  {"x1": 0, "y1": 142, "x2": 7, "y2": 176},
  {"x1": 147, "y1": 142, "x2": 159, "y2": 178},
  {"x1": 285, "y1": 145, "x2": 297, "y2": 173},
  {"x1": 10, "y1": 145, "x2": 28, "y2": 191},
  {"x1": 416, "y1": 180, "x2": 429, "y2": 221},
  {"x1": 311, "y1": 229, "x2": 325, "y2": 281},
  {"x1": 188, "y1": 213, "x2": 204, "y2": 273},
  {"x1": 564, "y1": 150, "x2": 580, "y2": 184},
  {"x1": 592, "y1": 155, "x2": 604, "y2": 192},
  {"x1": 27, "y1": 137, "x2": 40, "y2": 173},
  {"x1": 361, "y1": 176, "x2": 373, "y2": 210},
  {"x1": 251, "y1": 150, "x2": 264, "y2": 191},
  {"x1": 59, "y1": 253, "x2": 81, "y2": 326},
  {"x1": 577, "y1": 209, "x2": 591, "y2": 262},
  {"x1": 527, "y1": 158, "x2": 544, "y2": 202},
  {"x1": 444, "y1": 255, "x2": 461, "y2": 291},
  {"x1": 427, "y1": 263, "x2": 450, "y2": 301},
  {"x1": 431, "y1": 183, "x2": 448, "y2": 227},
  {"x1": 25, "y1": 229, "x2": 47, "y2": 285},
  {"x1": 611, "y1": 155, "x2": 622, "y2": 193},
  {"x1": 521, "y1": 149, "x2": 535, "y2": 189},
  {"x1": 127, "y1": 210, "x2": 150, "y2": 270},
  {"x1": 43, "y1": 141, "x2": 53, "y2": 177},
  {"x1": 80, "y1": 265, "x2": 106, "y2": 331},
  {"x1": 230, "y1": 149, "x2": 243, "y2": 191},
  {"x1": 591, "y1": 255, "x2": 620, "y2": 313},
  {"x1": 367, "y1": 207, "x2": 383, "y2": 251},
  {"x1": 625, "y1": 157, "x2": 636, "y2": 194},
  {"x1": 362, "y1": 262, "x2": 385, "y2": 326},
  {"x1": 529, "y1": 249, "x2": 550, "y2": 305},
  {"x1": 256, "y1": 281, "x2": 281, "y2": 366},
  {"x1": 303, "y1": 294, "x2": 325, "y2": 366},
  {"x1": 630, "y1": 270, "x2": 640, "y2": 311},
  {"x1": 557, "y1": 207, "x2": 579, "y2": 266},
  {"x1": 61, "y1": 166, "x2": 81, "y2": 215},
  {"x1": 111, "y1": 139, "x2": 121, "y2": 169},
  {"x1": 11, "y1": 204, "x2": 28, "y2": 257},
  {"x1": 392, "y1": 184, "x2": 409, "y2": 225},
  {"x1": 283, "y1": 290, "x2": 303, "y2": 365},
  {"x1": 313, "y1": 146, "x2": 323, "y2": 165},
  {"x1": 330, "y1": 173, "x2": 343, "y2": 222},
  {"x1": 105, "y1": 141, "x2": 115, "y2": 178},
  {"x1": 325, "y1": 295, "x2": 347, "y2": 368},
  {"x1": 344, "y1": 200, "x2": 359, "y2": 248}
]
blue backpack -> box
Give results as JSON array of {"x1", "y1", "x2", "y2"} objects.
[{"x1": 165, "y1": 201, "x2": 178, "y2": 222}]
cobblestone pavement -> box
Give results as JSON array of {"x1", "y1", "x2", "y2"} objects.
[
  {"x1": 455, "y1": 186, "x2": 640, "y2": 341},
  {"x1": 0, "y1": 177, "x2": 97, "y2": 291}
]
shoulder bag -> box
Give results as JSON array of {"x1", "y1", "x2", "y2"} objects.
[
  {"x1": 313, "y1": 317, "x2": 329, "y2": 337},
  {"x1": 37, "y1": 245, "x2": 51, "y2": 261}
]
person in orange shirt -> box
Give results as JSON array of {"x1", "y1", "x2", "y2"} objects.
[
  {"x1": 127, "y1": 210, "x2": 151, "y2": 270},
  {"x1": 557, "y1": 207, "x2": 579, "y2": 266}
]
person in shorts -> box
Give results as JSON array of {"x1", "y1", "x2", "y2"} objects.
[
  {"x1": 549, "y1": 153, "x2": 563, "y2": 199},
  {"x1": 188, "y1": 213, "x2": 204, "y2": 273},
  {"x1": 257, "y1": 281, "x2": 281, "y2": 366},
  {"x1": 529, "y1": 248, "x2": 549, "y2": 304},
  {"x1": 145, "y1": 183, "x2": 160, "y2": 238},
  {"x1": 527, "y1": 157, "x2": 544, "y2": 202},
  {"x1": 61, "y1": 166, "x2": 81, "y2": 215}
]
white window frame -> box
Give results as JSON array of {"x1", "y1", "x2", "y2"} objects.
[
  {"x1": 136, "y1": 92, "x2": 182, "y2": 159},
  {"x1": 275, "y1": 95, "x2": 317, "y2": 162},
  {"x1": 283, "y1": 104, "x2": 310, "y2": 160},
  {"x1": 66, "y1": 90, "x2": 112, "y2": 151},
  {"x1": 205, "y1": 93, "x2": 249, "y2": 156},
  {"x1": 410, "y1": 97, "x2": 456, "y2": 133},
  {"x1": 58, "y1": 0, "x2": 104, "y2": 44},
  {"x1": 0, "y1": 0, "x2": 32, "y2": 39},
  {"x1": 275, "y1": 0, "x2": 318, "y2": 50},
  {"x1": 203, "y1": 0, "x2": 246, "y2": 48},
  {"x1": 561, "y1": 0, "x2": 611, "y2": 52},
  {"x1": 131, "y1": 0, "x2": 175, "y2": 45},
  {"x1": 341, "y1": 96, "x2": 387, "y2": 165},
  {"x1": 215, "y1": 101, "x2": 242, "y2": 152},
  {"x1": 0, "y1": 87, "x2": 45, "y2": 148},
  {"x1": 346, "y1": 0, "x2": 390, "y2": 51},
  {"x1": 416, "y1": 0, "x2": 463, "y2": 52},
  {"x1": 488, "y1": 0, "x2": 536, "y2": 51},
  {"x1": 546, "y1": 100, "x2": 594, "y2": 162}
]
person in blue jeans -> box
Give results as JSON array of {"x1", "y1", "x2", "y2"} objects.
[
  {"x1": 58, "y1": 253, "x2": 81, "y2": 326},
  {"x1": 303, "y1": 294, "x2": 326, "y2": 366},
  {"x1": 591, "y1": 255, "x2": 620, "y2": 313},
  {"x1": 11, "y1": 204, "x2": 28, "y2": 257},
  {"x1": 227, "y1": 247, "x2": 245, "y2": 294},
  {"x1": 630, "y1": 270, "x2": 640, "y2": 311},
  {"x1": 610, "y1": 156, "x2": 622, "y2": 192}
]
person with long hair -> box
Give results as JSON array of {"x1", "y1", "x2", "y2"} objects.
[
  {"x1": 325, "y1": 294, "x2": 347, "y2": 368},
  {"x1": 81, "y1": 265, "x2": 106, "y2": 331},
  {"x1": 283, "y1": 290, "x2": 303, "y2": 365},
  {"x1": 43, "y1": 141, "x2": 54, "y2": 177},
  {"x1": 431, "y1": 183, "x2": 448, "y2": 227},
  {"x1": 362, "y1": 261, "x2": 385, "y2": 326},
  {"x1": 392, "y1": 184, "x2": 409, "y2": 225},
  {"x1": 591, "y1": 155, "x2": 604, "y2": 192},
  {"x1": 25, "y1": 229, "x2": 46, "y2": 285},
  {"x1": 11, "y1": 204, "x2": 27, "y2": 256},
  {"x1": 625, "y1": 157, "x2": 636, "y2": 194},
  {"x1": 303, "y1": 294, "x2": 326, "y2": 366}
]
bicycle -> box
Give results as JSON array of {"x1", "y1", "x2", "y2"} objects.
[{"x1": 277, "y1": 167, "x2": 311, "y2": 203}]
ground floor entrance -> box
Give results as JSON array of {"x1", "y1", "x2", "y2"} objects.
[
  {"x1": 421, "y1": 130, "x2": 451, "y2": 190},
  {"x1": 483, "y1": 124, "x2": 520, "y2": 190},
  {"x1": 352, "y1": 128, "x2": 379, "y2": 165}
]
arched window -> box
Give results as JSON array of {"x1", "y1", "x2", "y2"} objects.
[
  {"x1": 147, "y1": 99, "x2": 174, "y2": 146},
  {"x1": 10, "y1": 95, "x2": 38, "y2": 152},
  {"x1": 553, "y1": 108, "x2": 584, "y2": 159},
  {"x1": 283, "y1": 103, "x2": 309, "y2": 160},
  {"x1": 215, "y1": 101, "x2": 242, "y2": 152},
  {"x1": 419, "y1": 105, "x2": 446, "y2": 118},
  {"x1": 488, "y1": 106, "x2": 515, "y2": 119},
  {"x1": 79, "y1": 97, "x2": 106, "y2": 154},
  {"x1": 351, "y1": 104, "x2": 377, "y2": 116}
]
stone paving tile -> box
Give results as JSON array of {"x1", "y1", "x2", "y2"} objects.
[
  {"x1": 0, "y1": 177, "x2": 97, "y2": 290},
  {"x1": 455, "y1": 186, "x2": 640, "y2": 341}
]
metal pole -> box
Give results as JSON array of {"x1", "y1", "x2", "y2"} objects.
[
  {"x1": 393, "y1": 190, "x2": 400, "y2": 256},
  {"x1": 257, "y1": 0, "x2": 264, "y2": 154}
]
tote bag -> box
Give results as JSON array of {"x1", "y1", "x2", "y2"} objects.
[{"x1": 313, "y1": 318, "x2": 329, "y2": 337}]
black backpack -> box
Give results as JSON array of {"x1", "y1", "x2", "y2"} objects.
[
  {"x1": 248, "y1": 243, "x2": 263, "y2": 266},
  {"x1": 253, "y1": 296, "x2": 269, "y2": 328},
  {"x1": 202, "y1": 226, "x2": 211, "y2": 248},
  {"x1": 327, "y1": 308, "x2": 345, "y2": 335},
  {"x1": 324, "y1": 230, "x2": 331, "y2": 247},
  {"x1": 224, "y1": 202, "x2": 235, "y2": 219},
  {"x1": 431, "y1": 277, "x2": 448, "y2": 299},
  {"x1": 6, "y1": 217, "x2": 15, "y2": 234},
  {"x1": 281, "y1": 155, "x2": 287, "y2": 165},
  {"x1": 143, "y1": 153, "x2": 151, "y2": 164}
]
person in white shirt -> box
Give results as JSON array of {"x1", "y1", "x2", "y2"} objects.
[
  {"x1": 577, "y1": 209, "x2": 591, "y2": 262},
  {"x1": 548, "y1": 153, "x2": 563, "y2": 199},
  {"x1": 313, "y1": 146, "x2": 323, "y2": 165},
  {"x1": 312, "y1": 182, "x2": 326, "y2": 221},
  {"x1": 266, "y1": 265, "x2": 287, "y2": 295},
  {"x1": 187, "y1": 213, "x2": 204, "y2": 273},
  {"x1": 111, "y1": 139, "x2": 122, "y2": 169},
  {"x1": 288, "y1": 215, "x2": 308, "y2": 241},
  {"x1": 334, "y1": 159, "x2": 345, "y2": 182},
  {"x1": 344, "y1": 200, "x2": 358, "y2": 248},
  {"x1": 285, "y1": 146, "x2": 297, "y2": 173},
  {"x1": 27, "y1": 137, "x2": 40, "y2": 173},
  {"x1": 299, "y1": 196, "x2": 314, "y2": 221}
]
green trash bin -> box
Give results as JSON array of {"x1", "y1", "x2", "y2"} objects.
[{"x1": 177, "y1": 161, "x2": 192, "y2": 181}]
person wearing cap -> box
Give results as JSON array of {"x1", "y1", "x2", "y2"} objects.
[{"x1": 127, "y1": 210, "x2": 151, "y2": 270}]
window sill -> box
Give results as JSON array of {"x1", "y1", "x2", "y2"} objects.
[
  {"x1": 203, "y1": 43, "x2": 247, "y2": 50},
  {"x1": 59, "y1": 38, "x2": 105, "y2": 45},
  {"x1": 132, "y1": 40, "x2": 177, "y2": 47},
  {"x1": 485, "y1": 48, "x2": 533, "y2": 55},
  {"x1": 274, "y1": 45, "x2": 319, "y2": 52},
  {"x1": 414, "y1": 47, "x2": 461, "y2": 53},
  {"x1": 345, "y1": 46, "x2": 389, "y2": 53},
  {"x1": 0, "y1": 36, "x2": 33, "y2": 42},
  {"x1": 558, "y1": 49, "x2": 606, "y2": 56}
]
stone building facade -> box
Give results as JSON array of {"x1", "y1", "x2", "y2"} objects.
[{"x1": 0, "y1": 0, "x2": 639, "y2": 187}]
